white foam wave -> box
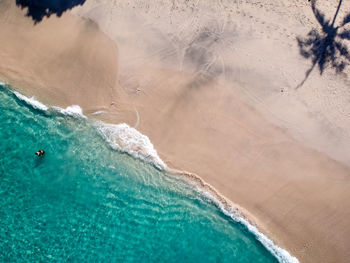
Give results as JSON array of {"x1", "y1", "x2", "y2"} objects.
[
  {"x1": 196, "y1": 188, "x2": 299, "y2": 263},
  {"x1": 10, "y1": 90, "x2": 164, "y2": 169},
  {"x1": 96, "y1": 122, "x2": 166, "y2": 170},
  {"x1": 11, "y1": 89, "x2": 86, "y2": 118},
  {"x1": 52, "y1": 105, "x2": 86, "y2": 118},
  {"x1": 13, "y1": 91, "x2": 49, "y2": 111}
]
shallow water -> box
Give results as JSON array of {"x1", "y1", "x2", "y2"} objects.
[{"x1": 0, "y1": 84, "x2": 280, "y2": 262}]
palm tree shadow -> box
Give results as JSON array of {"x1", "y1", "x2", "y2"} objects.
[
  {"x1": 296, "y1": 0, "x2": 350, "y2": 88},
  {"x1": 15, "y1": 0, "x2": 86, "y2": 24}
]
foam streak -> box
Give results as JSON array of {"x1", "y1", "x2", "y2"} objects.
[
  {"x1": 13, "y1": 91, "x2": 49, "y2": 111},
  {"x1": 96, "y1": 122, "x2": 166, "y2": 170}
]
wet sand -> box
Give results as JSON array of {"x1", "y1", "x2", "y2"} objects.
[{"x1": 1, "y1": 0, "x2": 350, "y2": 262}]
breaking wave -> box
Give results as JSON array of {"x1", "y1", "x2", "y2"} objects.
[
  {"x1": 95, "y1": 122, "x2": 166, "y2": 170},
  {"x1": 13, "y1": 91, "x2": 49, "y2": 111}
]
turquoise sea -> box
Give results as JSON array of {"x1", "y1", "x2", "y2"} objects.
[{"x1": 0, "y1": 84, "x2": 296, "y2": 262}]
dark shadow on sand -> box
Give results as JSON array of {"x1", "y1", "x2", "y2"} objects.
[
  {"x1": 15, "y1": 0, "x2": 86, "y2": 24},
  {"x1": 296, "y1": 0, "x2": 350, "y2": 88}
]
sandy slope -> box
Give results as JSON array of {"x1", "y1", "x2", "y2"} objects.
[
  {"x1": 0, "y1": 0, "x2": 123, "y2": 112},
  {"x1": 1, "y1": 0, "x2": 350, "y2": 262}
]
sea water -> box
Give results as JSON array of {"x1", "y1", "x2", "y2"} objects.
[{"x1": 0, "y1": 84, "x2": 295, "y2": 262}]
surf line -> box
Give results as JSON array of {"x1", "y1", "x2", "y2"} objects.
[
  {"x1": 167, "y1": 167, "x2": 299, "y2": 263},
  {"x1": 4, "y1": 85, "x2": 299, "y2": 263}
]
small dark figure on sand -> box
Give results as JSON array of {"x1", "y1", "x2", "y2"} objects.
[{"x1": 35, "y1": 150, "x2": 45, "y2": 157}]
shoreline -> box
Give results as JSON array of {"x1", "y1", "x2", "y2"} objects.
[
  {"x1": 5, "y1": 70, "x2": 350, "y2": 263},
  {"x1": 0, "y1": 82, "x2": 298, "y2": 262},
  {"x1": 167, "y1": 168, "x2": 299, "y2": 263},
  {"x1": 2, "y1": 0, "x2": 350, "y2": 262}
]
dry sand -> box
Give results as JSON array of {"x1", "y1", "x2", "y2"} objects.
[{"x1": 1, "y1": 0, "x2": 350, "y2": 262}]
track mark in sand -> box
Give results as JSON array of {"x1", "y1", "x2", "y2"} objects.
[
  {"x1": 223, "y1": 0, "x2": 299, "y2": 44},
  {"x1": 133, "y1": 108, "x2": 140, "y2": 129}
]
